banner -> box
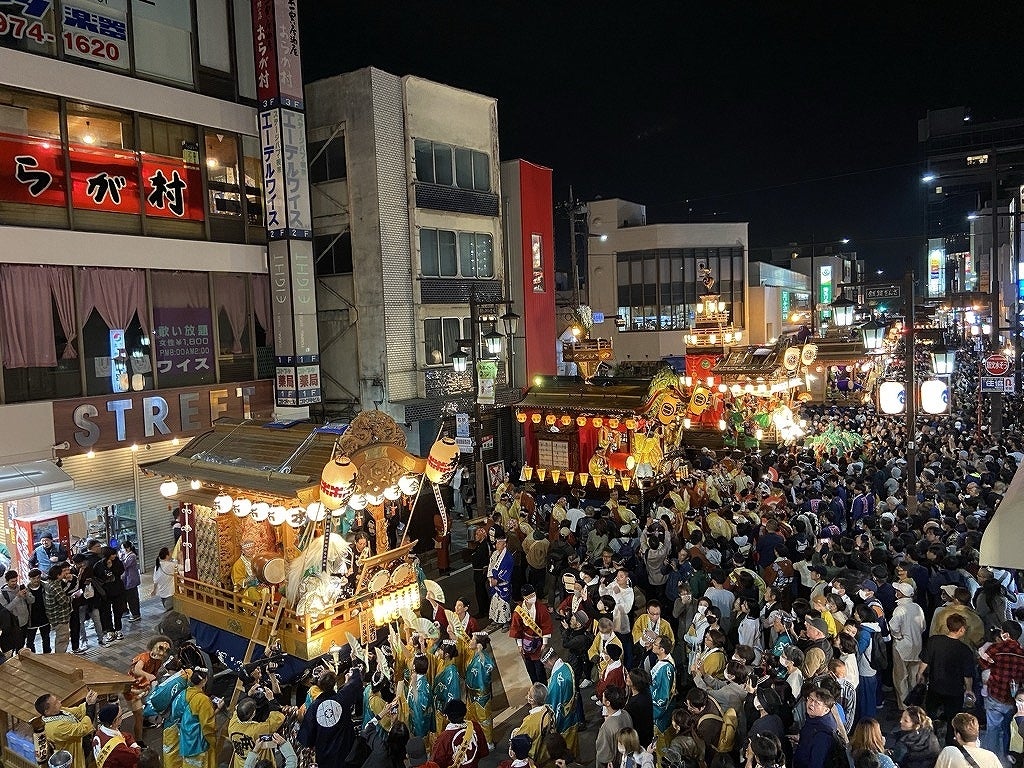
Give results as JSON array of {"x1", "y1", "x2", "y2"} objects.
[
  {"x1": 152, "y1": 306, "x2": 215, "y2": 381},
  {"x1": 476, "y1": 360, "x2": 498, "y2": 405},
  {"x1": 0, "y1": 131, "x2": 67, "y2": 207},
  {"x1": 69, "y1": 142, "x2": 141, "y2": 213},
  {"x1": 141, "y1": 154, "x2": 204, "y2": 220},
  {"x1": 60, "y1": 0, "x2": 129, "y2": 70}
]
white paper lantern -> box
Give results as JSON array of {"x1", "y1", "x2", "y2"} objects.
[
  {"x1": 878, "y1": 381, "x2": 906, "y2": 415},
  {"x1": 214, "y1": 493, "x2": 233, "y2": 514},
  {"x1": 920, "y1": 378, "x2": 950, "y2": 415},
  {"x1": 383, "y1": 485, "x2": 401, "y2": 501},
  {"x1": 190, "y1": 479, "x2": 202, "y2": 490},
  {"x1": 252, "y1": 502, "x2": 270, "y2": 522},
  {"x1": 159, "y1": 480, "x2": 178, "y2": 498},
  {"x1": 348, "y1": 493, "x2": 368, "y2": 510},
  {"x1": 286, "y1": 507, "x2": 305, "y2": 528},
  {"x1": 233, "y1": 498, "x2": 252, "y2": 517},
  {"x1": 268, "y1": 505, "x2": 288, "y2": 526},
  {"x1": 306, "y1": 501, "x2": 328, "y2": 522},
  {"x1": 398, "y1": 475, "x2": 420, "y2": 496},
  {"x1": 366, "y1": 492, "x2": 385, "y2": 506}
]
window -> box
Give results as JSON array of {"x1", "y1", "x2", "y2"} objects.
[
  {"x1": 197, "y1": 0, "x2": 232, "y2": 72},
  {"x1": 423, "y1": 317, "x2": 465, "y2": 366},
  {"x1": 413, "y1": 138, "x2": 491, "y2": 192},
  {"x1": 531, "y1": 234, "x2": 545, "y2": 292},
  {"x1": 420, "y1": 229, "x2": 493, "y2": 278},
  {"x1": 205, "y1": 130, "x2": 241, "y2": 216},
  {"x1": 241, "y1": 135, "x2": 264, "y2": 230},
  {"x1": 232, "y1": 0, "x2": 256, "y2": 99},
  {"x1": 308, "y1": 137, "x2": 347, "y2": 183},
  {"x1": 0, "y1": 1, "x2": 57, "y2": 56},
  {"x1": 616, "y1": 247, "x2": 745, "y2": 332},
  {"x1": 314, "y1": 231, "x2": 352, "y2": 275},
  {"x1": 536, "y1": 438, "x2": 571, "y2": 471},
  {"x1": 66, "y1": 102, "x2": 133, "y2": 149},
  {"x1": 150, "y1": 270, "x2": 214, "y2": 389},
  {"x1": 0, "y1": 87, "x2": 60, "y2": 139},
  {"x1": 131, "y1": 0, "x2": 194, "y2": 86}
]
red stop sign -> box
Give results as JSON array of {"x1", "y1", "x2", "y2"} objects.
[{"x1": 984, "y1": 353, "x2": 1011, "y2": 376}]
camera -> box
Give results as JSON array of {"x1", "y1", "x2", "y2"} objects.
[{"x1": 259, "y1": 735, "x2": 273, "y2": 743}]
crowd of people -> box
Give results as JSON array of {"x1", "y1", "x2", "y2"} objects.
[{"x1": 7, "y1": 341, "x2": 1024, "y2": 768}]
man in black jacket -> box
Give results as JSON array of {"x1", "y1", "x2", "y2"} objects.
[{"x1": 469, "y1": 526, "x2": 492, "y2": 619}]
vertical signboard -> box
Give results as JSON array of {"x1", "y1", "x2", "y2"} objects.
[
  {"x1": 927, "y1": 239, "x2": 946, "y2": 298},
  {"x1": 819, "y1": 265, "x2": 832, "y2": 305},
  {"x1": 251, "y1": 0, "x2": 319, "y2": 407}
]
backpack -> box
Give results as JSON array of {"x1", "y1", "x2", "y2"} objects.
[
  {"x1": 823, "y1": 730, "x2": 855, "y2": 768},
  {"x1": 868, "y1": 630, "x2": 889, "y2": 671},
  {"x1": 0, "y1": 601, "x2": 14, "y2": 632},
  {"x1": 698, "y1": 707, "x2": 738, "y2": 754}
]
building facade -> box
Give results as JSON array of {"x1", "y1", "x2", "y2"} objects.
[
  {"x1": 304, "y1": 68, "x2": 525, "y2": 482},
  {"x1": 586, "y1": 198, "x2": 749, "y2": 363},
  {"x1": 0, "y1": 0, "x2": 274, "y2": 570}
]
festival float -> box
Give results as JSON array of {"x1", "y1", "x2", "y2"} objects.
[{"x1": 140, "y1": 410, "x2": 459, "y2": 662}]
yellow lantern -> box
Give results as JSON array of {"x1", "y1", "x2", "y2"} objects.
[
  {"x1": 550, "y1": 470, "x2": 561, "y2": 484},
  {"x1": 624, "y1": 418, "x2": 637, "y2": 430},
  {"x1": 578, "y1": 472, "x2": 589, "y2": 486},
  {"x1": 609, "y1": 417, "x2": 620, "y2": 429},
  {"x1": 531, "y1": 413, "x2": 542, "y2": 424},
  {"x1": 560, "y1": 415, "x2": 572, "y2": 426},
  {"x1": 425, "y1": 437, "x2": 459, "y2": 483},
  {"x1": 592, "y1": 417, "x2": 604, "y2": 428},
  {"x1": 576, "y1": 416, "x2": 587, "y2": 427},
  {"x1": 516, "y1": 412, "x2": 527, "y2": 423},
  {"x1": 606, "y1": 475, "x2": 616, "y2": 489},
  {"x1": 536, "y1": 468, "x2": 547, "y2": 482},
  {"x1": 621, "y1": 476, "x2": 632, "y2": 492},
  {"x1": 545, "y1": 414, "x2": 557, "y2": 425},
  {"x1": 522, "y1": 466, "x2": 534, "y2": 481},
  {"x1": 320, "y1": 456, "x2": 357, "y2": 510},
  {"x1": 565, "y1": 471, "x2": 575, "y2": 485}
]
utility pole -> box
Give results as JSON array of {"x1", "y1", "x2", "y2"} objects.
[
  {"x1": 567, "y1": 186, "x2": 582, "y2": 308},
  {"x1": 904, "y1": 270, "x2": 917, "y2": 515},
  {"x1": 989, "y1": 170, "x2": 1004, "y2": 436}
]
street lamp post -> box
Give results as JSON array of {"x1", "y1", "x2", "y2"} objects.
[{"x1": 451, "y1": 294, "x2": 518, "y2": 509}]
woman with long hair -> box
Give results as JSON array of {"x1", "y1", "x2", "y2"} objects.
[
  {"x1": 360, "y1": 701, "x2": 410, "y2": 768},
  {"x1": 849, "y1": 718, "x2": 896, "y2": 768},
  {"x1": 887, "y1": 706, "x2": 940, "y2": 768},
  {"x1": 614, "y1": 727, "x2": 654, "y2": 768},
  {"x1": 151, "y1": 546, "x2": 179, "y2": 610}
]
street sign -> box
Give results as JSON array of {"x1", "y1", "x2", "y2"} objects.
[
  {"x1": 981, "y1": 377, "x2": 1015, "y2": 393},
  {"x1": 455, "y1": 436, "x2": 474, "y2": 454},
  {"x1": 984, "y1": 353, "x2": 1012, "y2": 376},
  {"x1": 864, "y1": 284, "x2": 902, "y2": 301},
  {"x1": 455, "y1": 412, "x2": 470, "y2": 438},
  {"x1": 481, "y1": 435, "x2": 494, "y2": 450},
  {"x1": 592, "y1": 312, "x2": 605, "y2": 323}
]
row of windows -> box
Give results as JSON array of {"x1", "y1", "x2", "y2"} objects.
[
  {"x1": 422, "y1": 317, "x2": 497, "y2": 367},
  {"x1": 1, "y1": 0, "x2": 257, "y2": 103},
  {"x1": 0, "y1": 83, "x2": 264, "y2": 242},
  {"x1": 615, "y1": 248, "x2": 746, "y2": 332},
  {"x1": 0, "y1": 265, "x2": 272, "y2": 404},
  {"x1": 414, "y1": 139, "x2": 490, "y2": 192},
  {"x1": 419, "y1": 228, "x2": 494, "y2": 278}
]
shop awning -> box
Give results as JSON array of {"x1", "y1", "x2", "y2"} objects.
[
  {"x1": 0, "y1": 460, "x2": 74, "y2": 502},
  {"x1": 981, "y1": 461, "x2": 1024, "y2": 569}
]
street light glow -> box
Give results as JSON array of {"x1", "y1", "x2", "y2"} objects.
[
  {"x1": 841, "y1": 238, "x2": 850, "y2": 244},
  {"x1": 921, "y1": 173, "x2": 936, "y2": 183},
  {"x1": 967, "y1": 212, "x2": 980, "y2": 221}
]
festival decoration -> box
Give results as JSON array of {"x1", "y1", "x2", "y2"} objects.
[{"x1": 320, "y1": 456, "x2": 358, "y2": 510}]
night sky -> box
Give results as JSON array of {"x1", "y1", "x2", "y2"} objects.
[{"x1": 298, "y1": 2, "x2": 1022, "y2": 272}]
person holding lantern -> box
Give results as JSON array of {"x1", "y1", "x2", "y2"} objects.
[{"x1": 485, "y1": 526, "x2": 514, "y2": 632}]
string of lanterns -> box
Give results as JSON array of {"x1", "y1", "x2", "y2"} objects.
[
  {"x1": 157, "y1": 473, "x2": 425, "y2": 528},
  {"x1": 516, "y1": 413, "x2": 639, "y2": 430},
  {"x1": 518, "y1": 466, "x2": 643, "y2": 491},
  {"x1": 371, "y1": 584, "x2": 420, "y2": 625}
]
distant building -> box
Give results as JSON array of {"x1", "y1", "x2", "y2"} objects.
[{"x1": 586, "y1": 198, "x2": 749, "y2": 364}]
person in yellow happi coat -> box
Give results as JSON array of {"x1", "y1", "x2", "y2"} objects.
[{"x1": 36, "y1": 689, "x2": 98, "y2": 768}]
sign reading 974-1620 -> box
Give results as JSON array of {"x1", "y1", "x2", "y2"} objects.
[{"x1": 61, "y1": 0, "x2": 129, "y2": 70}]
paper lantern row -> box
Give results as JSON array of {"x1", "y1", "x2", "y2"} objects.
[{"x1": 516, "y1": 413, "x2": 637, "y2": 430}]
